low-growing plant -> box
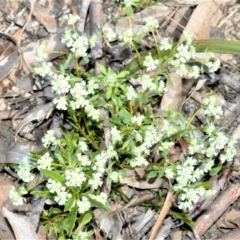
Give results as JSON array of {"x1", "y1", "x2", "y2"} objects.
[{"x1": 8, "y1": 7, "x2": 238, "y2": 239}]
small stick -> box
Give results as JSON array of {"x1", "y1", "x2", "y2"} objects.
[{"x1": 149, "y1": 191, "x2": 174, "y2": 240}]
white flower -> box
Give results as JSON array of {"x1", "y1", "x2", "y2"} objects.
[
  {"x1": 46, "y1": 179, "x2": 64, "y2": 194},
  {"x1": 61, "y1": 29, "x2": 72, "y2": 44},
  {"x1": 77, "y1": 196, "x2": 91, "y2": 214},
  {"x1": 176, "y1": 64, "x2": 188, "y2": 76},
  {"x1": 143, "y1": 17, "x2": 159, "y2": 33},
  {"x1": 205, "y1": 123, "x2": 216, "y2": 135},
  {"x1": 53, "y1": 96, "x2": 68, "y2": 110},
  {"x1": 106, "y1": 145, "x2": 118, "y2": 159},
  {"x1": 143, "y1": 53, "x2": 159, "y2": 72},
  {"x1": 89, "y1": 192, "x2": 108, "y2": 205},
  {"x1": 140, "y1": 74, "x2": 156, "y2": 91},
  {"x1": 70, "y1": 82, "x2": 88, "y2": 99},
  {"x1": 131, "y1": 156, "x2": 148, "y2": 167},
  {"x1": 51, "y1": 74, "x2": 71, "y2": 94},
  {"x1": 131, "y1": 114, "x2": 144, "y2": 126},
  {"x1": 109, "y1": 171, "x2": 119, "y2": 182},
  {"x1": 78, "y1": 141, "x2": 89, "y2": 152},
  {"x1": 157, "y1": 80, "x2": 166, "y2": 95},
  {"x1": 65, "y1": 168, "x2": 86, "y2": 187},
  {"x1": 192, "y1": 169, "x2": 204, "y2": 182},
  {"x1": 175, "y1": 44, "x2": 193, "y2": 62},
  {"x1": 183, "y1": 31, "x2": 193, "y2": 45},
  {"x1": 159, "y1": 37, "x2": 173, "y2": 51},
  {"x1": 80, "y1": 154, "x2": 91, "y2": 166},
  {"x1": 54, "y1": 188, "x2": 72, "y2": 205},
  {"x1": 65, "y1": 14, "x2": 79, "y2": 25},
  {"x1": 42, "y1": 130, "x2": 56, "y2": 148},
  {"x1": 159, "y1": 141, "x2": 174, "y2": 152},
  {"x1": 89, "y1": 35, "x2": 97, "y2": 48},
  {"x1": 9, "y1": 186, "x2": 27, "y2": 206},
  {"x1": 203, "y1": 160, "x2": 214, "y2": 172},
  {"x1": 119, "y1": 29, "x2": 132, "y2": 44},
  {"x1": 111, "y1": 126, "x2": 122, "y2": 144},
  {"x1": 206, "y1": 59, "x2": 220, "y2": 73},
  {"x1": 126, "y1": 85, "x2": 138, "y2": 101},
  {"x1": 34, "y1": 43, "x2": 48, "y2": 62},
  {"x1": 18, "y1": 158, "x2": 35, "y2": 183},
  {"x1": 37, "y1": 152, "x2": 53, "y2": 170},
  {"x1": 89, "y1": 172, "x2": 103, "y2": 189},
  {"x1": 102, "y1": 25, "x2": 116, "y2": 42},
  {"x1": 187, "y1": 65, "x2": 200, "y2": 79},
  {"x1": 85, "y1": 104, "x2": 100, "y2": 121},
  {"x1": 33, "y1": 62, "x2": 53, "y2": 77},
  {"x1": 165, "y1": 168, "x2": 175, "y2": 179}
]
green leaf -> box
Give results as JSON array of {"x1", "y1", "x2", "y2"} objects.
[
  {"x1": 106, "y1": 87, "x2": 113, "y2": 100},
  {"x1": 60, "y1": 53, "x2": 73, "y2": 73},
  {"x1": 30, "y1": 191, "x2": 53, "y2": 198},
  {"x1": 85, "y1": 195, "x2": 110, "y2": 212},
  {"x1": 209, "y1": 166, "x2": 222, "y2": 176},
  {"x1": 126, "y1": 6, "x2": 133, "y2": 16},
  {"x1": 173, "y1": 212, "x2": 195, "y2": 229},
  {"x1": 148, "y1": 171, "x2": 158, "y2": 178},
  {"x1": 193, "y1": 39, "x2": 240, "y2": 55},
  {"x1": 54, "y1": 151, "x2": 65, "y2": 165},
  {"x1": 118, "y1": 71, "x2": 130, "y2": 78},
  {"x1": 40, "y1": 169, "x2": 65, "y2": 184},
  {"x1": 64, "y1": 195, "x2": 76, "y2": 212},
  {"x1": 79, "y1": 212, "x2": 93, "y2": 228},
  {"x1": 99, "y1": 65, "x2": 107, "y2": 75},
  {"x1": 63, "y1": 206, "x2": 78, "y2": 235}
]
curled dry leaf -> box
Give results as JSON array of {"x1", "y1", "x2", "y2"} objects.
[
  {"x1": 0, "y1": 32, "x2": 22, "y2": 95},
  {"x1": 119, "y1": 168, "x2": 170, "y2": 189},
  {"x1": 2, "y1": 207, "x2": 38, "y2": 240},
  {"x1": 14, "y1": 102, "x2": 55, "y2": 141},
  {"x1": 5, "y1": 141, "x2": 44, "y2": 164}
]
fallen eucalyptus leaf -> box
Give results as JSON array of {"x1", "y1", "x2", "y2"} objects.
[
  {"x1": 119, "y1": 168, "x2": 169, "y2": 189},
  {"x1": 2, "y1": 207, "x2": 38, "y2": 240}
]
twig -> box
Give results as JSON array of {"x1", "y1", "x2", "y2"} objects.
[
  {"x1": 76, "y1": 0, "x2": 93, "y2": 34},
  {"x1": 149, "y1": 191, "x2": 174, "y2": 240},
  {"x1": 194, "y1": 183, "x2": 240, "y2": 237}
]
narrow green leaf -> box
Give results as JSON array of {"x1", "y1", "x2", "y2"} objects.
[
  {"x1": 63, "y1": 206, "x2": 78, "y2": 235},
  {"x1": 209, "y1": 166, "x2": 222, "y2": 176},
  {"x1": 79, "y1": 212, "x2": 93, "y2": 228},
  {"x1": 148, "y1": 171, "x2": 158, "y2": 178},
  {"x1": 99, "y1": 65, "x2": 107, "y2": 75},
  {"x1": 85, "y1": 195, "x2": 110, "y2": 212},
  {"x1": 30, "y1": 191, "x2": 53, "y2": 198},
  {"x1": 40, "y1": 169, "x2": 65, "y2": 184},
  {"x1": 54, "y1": 151, "x2": 65, "y2": 165},
  {"x1": 61, "y1": 53, "x2": 73, "y2": 73},
  {"x1": 106, "y1": 87, "x2": 112, "y2": 100},
  {"x1": 118, "y1": 71, "x2": 130, "y2": 78},
  {"x1": 193, "y1": 39, "x2": 240, "y2": 55},
  {"x1": 64, "y1": 195, "x2": 76, "y2": 212}
]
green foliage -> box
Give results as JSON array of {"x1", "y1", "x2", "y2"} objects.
[{"x1": 8, "y1": 7, "x2": 240, "y2": 240}]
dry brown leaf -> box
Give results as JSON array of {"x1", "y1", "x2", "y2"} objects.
[
  {"x1": 119, "y1": 168, "x2": 169, "y2": 189},
  {"x1": 0, "y1": 33, "x2": 22, "y2": 95},
  {"x1": 30, "y1": 1, "x2": 57, "y2": 33},
  {"x1": 217, "y1": 208, "x2": 240, "y2": 229},
  {"x1": 183, "y1": 0, "x2": 230, "y2": 39},
  {"x1": 160, "y1": 72, "x2": 183, "y2": 111},
  {"x1": 114, "y1": 3, "x2": 172, "y2": 37},
  {"x1": 3, "y1": 207, "x2": 38, "y2": 240}
]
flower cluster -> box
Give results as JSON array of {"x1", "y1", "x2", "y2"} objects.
[
  {"x1": 9, "y1": 186, "x2": 27, "y2": 206},
  {"x1": 17, "y1": 158, "x2": 35, "y2": 183},
  {"x1": 202, "y1": 96, "x2": 223, "y2": 119}
]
